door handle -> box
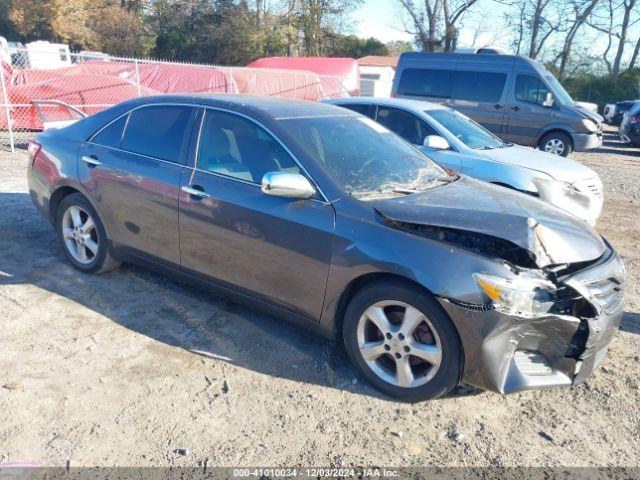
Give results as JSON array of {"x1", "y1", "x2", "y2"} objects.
[
  {"x1": 510, "y1": 106, "x2": 521, "y2": 112},
  {"x1": 494, "y1": 104, "x2": 503, "y2": 110},
  {"x1": 81, "y1": 155, "x2": 101, "y2": 166},
  {"x1": 182, "y1": 185, "x2": 211, "y2": 199}
]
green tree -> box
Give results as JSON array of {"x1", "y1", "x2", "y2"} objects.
[{"x1": 325, "y1": 34, "x2": 390, "y2": 57}]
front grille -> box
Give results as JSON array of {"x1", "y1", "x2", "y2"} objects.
[{"x1": 583, "y1": 277, "x2": 624, "y2": 315}]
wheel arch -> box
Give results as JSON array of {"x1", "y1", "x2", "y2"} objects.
[
  {"x1": 333, "y1": 271, "x2": 466, "y2": 384},
  {"x1": 49, "y1": 185, "x2": 82, "y2": 225},
  {"x1": 537, "y1": 128, "x2": 574, "y2": 149}
]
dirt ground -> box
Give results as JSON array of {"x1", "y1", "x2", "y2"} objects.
[{"x1": 0, "y1": 127, "x2": 638, "y2": 468}]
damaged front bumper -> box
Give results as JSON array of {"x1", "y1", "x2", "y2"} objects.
[{"x1": 439, "y1": 246, "x2": 625, "y2": 394}]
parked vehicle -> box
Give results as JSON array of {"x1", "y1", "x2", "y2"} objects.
[
  {"x1": 603, "y1": 103, "x2": 615, "y2": 123},
  {"x1": 605, "y1": 100, "x2": 637, "y2": 126},
  {"x1": 28, "y1": 95, "x2": 625, "y2": 401},
  {"x1": 25, "y1": 40, "x2": 71, "y2": 69},
  {"x1": 392, "y1": 52, "x2": 603, "y2": 157},
  {"x1": 619, "y1": 101, "x2": 640, "y2": 146},
  {"x1": 325, "y1": 97, "x2": 603, "y2": 225}
]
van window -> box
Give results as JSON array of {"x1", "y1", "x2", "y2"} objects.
[
  {"x1": 397, "y1": 69, "x2": 452, "y2": 98},
  {"x1": 515, "y1": 75, "x2": 550, "y2": 106},
  {"x1": 121, "y1": 105, "x2": 195, "y2": 163},
  {"x1": 452, "y1": 71, "x2": 507, "y2": 103}
]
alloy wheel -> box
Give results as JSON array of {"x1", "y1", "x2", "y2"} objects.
[
  {"x1": 544, "y1": 138, "x2": 565, "y2": 155},
  {"x1": 61, "y1": 205, "x2": 99, "y2": 265},
  {"x1": 356, "y1": 300, "x2": 442, "y2": 388}
]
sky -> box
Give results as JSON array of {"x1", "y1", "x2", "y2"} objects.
[{"x1": 352, "y1": 0, "x2": 512, "y2": 49}]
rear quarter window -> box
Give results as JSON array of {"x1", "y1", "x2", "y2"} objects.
[
  {"x1": 90, "y1": 115, "x2": 127, "y2": 148},
  {"x1": 397, "y1": 68, "x2": 453, "y2": 98}
]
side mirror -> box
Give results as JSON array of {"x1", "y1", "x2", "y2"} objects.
[
  {"x1": 261, "y1": 172, "x2": 316, "y2": 199},
  {"x1": 542, "y1": 92, "x2": 554, "y2": 108},
  {"x1": 423, "y1": 135, "x2": 450, "y2": 150}
]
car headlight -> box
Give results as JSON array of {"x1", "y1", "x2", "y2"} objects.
[
  {"x1": 579, "y1": 118, "x2": 598, "y2": 133},
  {"x1": 532, "y1": 177, "x2": 594, "y2": 219},
  {"x1": 474, "y1": 272, "x2": 557, "y2": 318}
]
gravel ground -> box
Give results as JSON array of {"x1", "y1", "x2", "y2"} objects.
[{"x1": 0, "y1": 127, "x2": 638, "y2": 467}]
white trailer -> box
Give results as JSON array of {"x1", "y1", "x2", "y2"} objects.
[
  {"x1": 25, "y1": 41, "x2": 71, "y2": 69},
  {"x1": 359, "y1": 66, "x2": 395, "y2": 98}
]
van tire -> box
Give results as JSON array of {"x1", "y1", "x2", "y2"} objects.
[{"x1": 539, "y1": 132, "x2": 572, "y2": 157}]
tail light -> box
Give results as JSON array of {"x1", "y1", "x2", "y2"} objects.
[
  {"x1": 604, "y1": 107, "x2": 610, "y2": 115},
  {"x1": 27, "y1": 141, "x2": 41, "y2": 163}
]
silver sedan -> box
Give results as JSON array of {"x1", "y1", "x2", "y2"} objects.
[{"x1": 325, "y1": 97, "x2": 603, "y2": 225}]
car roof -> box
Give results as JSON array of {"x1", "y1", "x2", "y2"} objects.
[
  {"x1": 325, "y1": 96, "x2": 448, "y2": 113},
  {"x1": 128, "y1": 94, "x2": 356, "y2": 120}
]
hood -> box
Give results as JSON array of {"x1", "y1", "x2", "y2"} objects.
[
  {"x1": 478, "y1": 144, "x2": 597, "y2": 183},
  {"x1": 571, "y1": 103, "x2": 604, "y2": 123},
  {"x1": 373, "y1": 176, "x2": 606, "y2": 268}
]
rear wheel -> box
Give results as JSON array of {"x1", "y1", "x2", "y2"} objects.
[
  {"x1": 56, "y1": 193, "x2": 120, "y2": 274},
  {"x1": 539, "y1": 132, "x2": 572, "y2": 157},
  {"x1": 343, "y1": 280, "x2": 463, "y2": 401}
]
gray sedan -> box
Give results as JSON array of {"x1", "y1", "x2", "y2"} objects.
[
  {"x1": 325, "y1": 97, "x2": 603, "y2": 225},
  {"x1": 28, "y1": 95, "x2": 624, "y2": 401}
]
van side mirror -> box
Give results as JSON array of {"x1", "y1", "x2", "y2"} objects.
[
  {"x1": 423, "y1": 135, "x2": 450, "y2": 150},
  {"x1": 261, "y1": 172, "x2": 316, "y2": 199},
  {"x1": 542, "y1": 92, "x2": 554, "y2": 108}
]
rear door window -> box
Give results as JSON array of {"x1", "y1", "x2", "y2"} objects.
[
  {"x1": 397, "y1": 69, "x2": 453, "y2": 98},
  {"x1": 91, "y1": 115, "x2": 127, "y2": 148},
  {"x1": 515, "y1": 75, "x2": 550, "y2": 106},
  {"x1": 452, "y1": 71, "x2": 507, "y2": 103},
  {"x1": 121, "y1": 105, "x2": 195, "y2": 163},
  {"x1": 376, "y1": 106, "x2": 438, "y2": 145}
]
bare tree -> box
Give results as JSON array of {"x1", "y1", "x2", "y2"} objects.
[
  {"x1": 555, "y1": 0, "x2": 599, "y2": 80},
  {"x1": 589, "y1": 0, "x2": 639, "y2": 79},
  {"x1": 398, "y1": 0, "x2": 479, "y2": 52},
  {"x1": 501, "y1": 0, "x2": 562, "y2": 59}
]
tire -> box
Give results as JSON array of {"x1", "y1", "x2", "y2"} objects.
[
  {"x1": 56, "y1": 193, "x2": 120, "y2": 274},
  {"x1": 343, "y1": 280, "x2": 463, "y2": 402},
  {"x1": 539, "y1": 131, "x2": 573, "y2": 157}
]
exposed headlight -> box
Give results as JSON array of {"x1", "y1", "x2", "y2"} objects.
[
  {"x1": 579, "y1": 118, "x2": 598, "y2": 133},
  {"x1": 533, "y1": 177, "x2": 599, "y2": 225},
  {"x1": 474, "y1": 272, "x2": 557, "y2": 318}
]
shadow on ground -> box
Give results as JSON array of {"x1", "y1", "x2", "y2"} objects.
[{"x1": 0, "y1": 192, "x2": 485, "y2": 401}]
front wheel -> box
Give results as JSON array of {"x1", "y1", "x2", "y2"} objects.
[
  {"x1": 343, "y1": 280, "x2": 463, "y2": 402},
  {"x1": 56, "y1": 193, "x2": 120, "y2": 274},
  {"x1": 539, "y1": 132, "x2": 572, "y2": 157}
]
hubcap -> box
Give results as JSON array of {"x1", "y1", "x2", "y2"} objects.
[
  {"x1": 544, "y1": 138, "x2": 565, "y2": 155},
  {"x1": 62, "y1": 206, "x2": 98, "y2": 265},
  {"x1": 357, "y1": 301, "x2": 442, "y2": 388}
]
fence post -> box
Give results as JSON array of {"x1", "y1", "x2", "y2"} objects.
[
  {"x1": 0, "y1": 62, "x2": 15, "y2": 153},
  {"x1": 134, "y1": 60, "x2": 142, "y2": 97}
]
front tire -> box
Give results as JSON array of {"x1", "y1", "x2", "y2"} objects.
[
  {"x1": 343, "y1": 280, "x2": 463, "y2": 402},
  {"x1": 56, "y1": 193, "x2": 120, "y2": 274},
  {"x1": 539, "y1": 132, "x2": 572, "y2": 157}
]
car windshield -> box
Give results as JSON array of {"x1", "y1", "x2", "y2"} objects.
[
  {"x1": 544, "y1": 75, "x2": 574, "y2": 105},
  {"x1": 427, "y1": 109, "x2": 506, "y2": 150},
  {"x1": 278, "y1": 115, "x2": 451, "y2": 200}
]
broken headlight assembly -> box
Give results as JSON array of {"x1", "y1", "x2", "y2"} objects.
[{"x1": 473, "y1": 272, "x2": 557, "y2": 318}]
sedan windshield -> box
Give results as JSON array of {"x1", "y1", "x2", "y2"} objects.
[
  {"x1": 279, "y1": 115, "x2": 450, "y2": 200},
  {"x1": 427, "y1": 109, "x2": 506, "y2": 150}
]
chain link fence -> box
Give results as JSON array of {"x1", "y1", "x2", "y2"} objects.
[{"x1": 0, "y1": 49, "x2": 350, "y2": 152}]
